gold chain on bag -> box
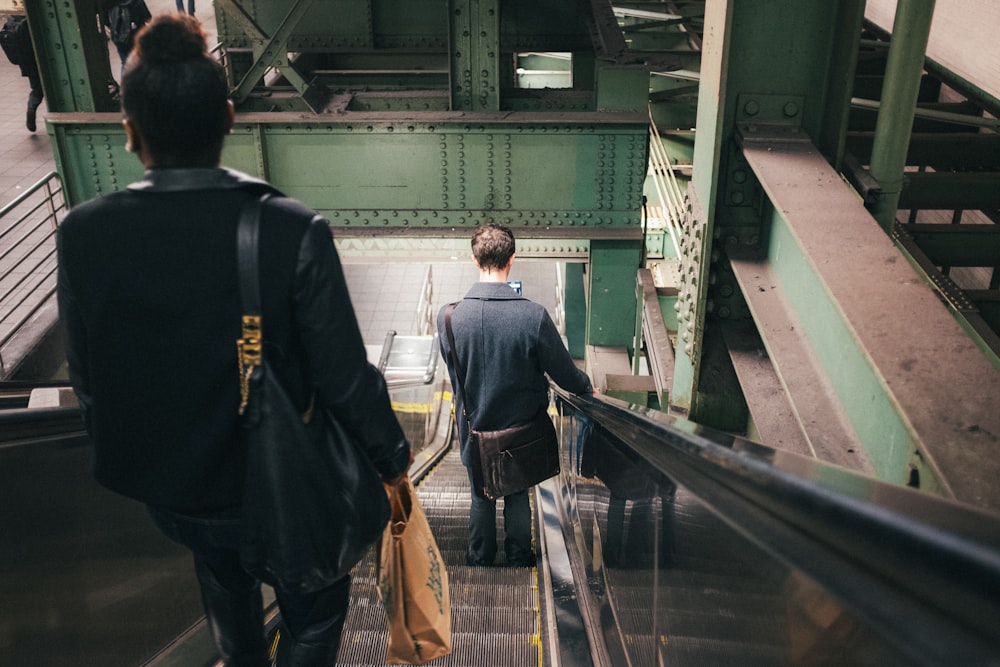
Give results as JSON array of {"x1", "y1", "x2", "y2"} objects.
[{"x1": 237, "y1": 314, "x2": 262, "y2": 415}]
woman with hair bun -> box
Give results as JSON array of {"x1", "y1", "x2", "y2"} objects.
[{"x1": 57, "y1": 14, "x2": 411, "y2": 666}]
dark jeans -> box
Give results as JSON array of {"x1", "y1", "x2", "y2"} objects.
[
  {"x1": 26, "y1": 70, "x2": 43, "y2": 109},
  {"x1": 148, "y1": 506, "x2": 351, "y2": 667},
  {"x1": 466, "y1": 467, "x2": 534, "y2": 566}
]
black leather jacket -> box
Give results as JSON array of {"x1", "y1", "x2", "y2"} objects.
[{"x1": 58, "y1": 167, "x2": 410, "y2": 511}]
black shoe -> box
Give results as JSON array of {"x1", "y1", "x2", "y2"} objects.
[
  {"x1": 465, "y1": 554, "x2": 494, "y2": 567},
  {"x1": 506, "y1": 553, "x2": 536, "y2": 568},
  {"x1": 26, "y1": 107, "x2": 36, "y2": 132}
]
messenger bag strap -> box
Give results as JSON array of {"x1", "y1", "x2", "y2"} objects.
[{"x1": 444, "y1": 303, "x2": 473, "y2": 429}]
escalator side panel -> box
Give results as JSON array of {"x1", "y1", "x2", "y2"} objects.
[{"x1": 0, "y1": 438, "x2": 203, "y2": 667}]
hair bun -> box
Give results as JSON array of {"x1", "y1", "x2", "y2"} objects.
[{"x1": 135, "y1": 14, "x2": 207, "y2": 64}]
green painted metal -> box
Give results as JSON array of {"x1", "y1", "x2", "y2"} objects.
[
  {"x1": 595, "y1": 64, "x2": 649, "y2": 112},
  {"x1": 588, "y1": 240, "x2": 642, "y2": 347},
  {"x1": 47, "y1": 113, "x2": 648, "y2": 227},
  {"x1": 672, "y1": 0, "x2": 867, "y2": 423},
  {"x1": 25, "y1": 0, "x2": 116, "y2": 113},
  {"x1": 670, "y1": 0, "x2": 730, "y2": 413},
  {"x1": 448, "y1": 0, "x2": 500, "y2": 111},
  {"x1": 333, "y1": 236, "x2": 589, "y2": 261},
  {"x1": 216, "y1": 0, "x2": 386, "y2": 51},
  {"x1": 47, "y1": 120, "x2": 139, "y2": 206},
  {"x1": 565, "y1": 262, "x2": 587, "y2": 359},
  {"x1": 217, "y1": 0, "x2": 326, "y2": 110},
  {"x1": 867, "y1": 0, "x2": 936, "y2": 231},
  {"x1": 764, "y1": 207, "x2": 935, "y2": 491}
]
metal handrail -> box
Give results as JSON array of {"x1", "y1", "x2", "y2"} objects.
[
  {"x1": 552, "y1": 385, "x2": 1000, "y2": 666},
  {"x1": 0, "y1": 172, "x2": 65, "y2": 375},
  {"x1": 413, "y1": 265, "x2": 435, "y2": 336}
]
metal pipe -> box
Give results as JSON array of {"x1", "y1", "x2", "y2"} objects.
[
  {"x1": 852, "y1": 97, "x2": 999, "y2": 130},
  {"x1": 868, "y1": 0, "x2": 936, "y2": 231}
]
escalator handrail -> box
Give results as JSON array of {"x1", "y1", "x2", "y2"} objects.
[
  {"x1": 0, "y1": 405, "x2": 86, "y2": 445},
  {"x1": 553, "y1": 386, "x2": 1000, "y2": 666}
]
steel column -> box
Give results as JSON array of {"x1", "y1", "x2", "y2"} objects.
[
  {"x1": 867, "y1": 0, "x2": 936, "y2": 231},
  {"x1": 24, "y1": 0, "x2": 116, "y2": 113},
  {"x1": 448, "y1": 0, "x2": 500, "y2": 111}
]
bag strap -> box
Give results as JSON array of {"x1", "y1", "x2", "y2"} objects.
[
  {"x1": 444, "y1": 302, "x2": 472, "y2": 429},
  {"x1": 236, "y1": 195, "x2": 270, "y2": 415}
]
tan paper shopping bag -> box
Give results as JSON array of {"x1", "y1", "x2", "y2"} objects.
[{"x1": 378, "y1": 478, "x2": 451, "y2": 664}]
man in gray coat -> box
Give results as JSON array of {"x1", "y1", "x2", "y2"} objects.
[{"x1": 438, "y1": 223, "x2": 593, "y2": 566}]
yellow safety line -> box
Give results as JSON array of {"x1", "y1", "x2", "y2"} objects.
[{"x1": 390, "y1": 391, "x2": 453, "y2": 414}]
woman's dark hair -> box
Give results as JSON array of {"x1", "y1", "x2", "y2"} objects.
[
  {"x1": 122, "y1": 14, "x2": 230, "y2": 167},
  {"x1": 471, "y1": 223, "x2": 516, "y2": 271}
]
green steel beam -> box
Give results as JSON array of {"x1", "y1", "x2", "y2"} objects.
[
  {"x1": 215, "y1": 0, "x2": 385, "y2": 51},
  {"x1": 25, "y1": 0, "x2": 115, "y2": 113},
  {"x1": 737, "y1": 123, "x2": 1000, "y2": 510},
  {"x1": 216, "y1": 0, "x2": 327, "y2": 110},
  {"x1": 46, "y1": 112, "x2": 649, "y2": 227},
  {"x1": 565, "y1": 262, "x2": 587, "y2": 358},
  {"x1": 333, "y1": 236, "x2": 589, "y2": 261}
]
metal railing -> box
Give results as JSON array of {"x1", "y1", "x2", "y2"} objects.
[
  {"x1": 0, "y1": 172, "x2": 65, "y2": 375},
  {"x1": 413, "y1": 265, "x2": 435, "y2": 336}
]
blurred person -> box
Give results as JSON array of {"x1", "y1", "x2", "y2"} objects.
[
  {"x1": 0, "y1": 13, "x2": 44, "y2": 131},
  {"x1": 176, "y1": 0, "x2": 195, "y2": 15},
  {"x1": 57, "y1": 14, "x2": 411, "y2": 666}
]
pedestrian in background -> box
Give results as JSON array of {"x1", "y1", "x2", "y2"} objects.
[
  {"x1": 0, "y1": 14, "x2": 44, "y2": 132},
  {"x1": 102, "y1": 0, "x2": 151, "y2": 78}
]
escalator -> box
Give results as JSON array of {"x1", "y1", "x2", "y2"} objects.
[{"x1": 2, "y1": 378, "x2": 999, "y2": 666}]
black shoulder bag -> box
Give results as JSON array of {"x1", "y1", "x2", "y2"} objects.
[
  {"x1": 444, "y1": 302, "x2": 559, "y2": 500},
  {"x1": 237, "y1": 194, "x2": 390, "y2": 593}
]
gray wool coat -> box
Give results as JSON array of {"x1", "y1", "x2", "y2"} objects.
[{"x1": 437, "y1": 281, "x2": 592, "y2": 468}]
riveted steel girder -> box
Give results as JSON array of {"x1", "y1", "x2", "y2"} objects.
[
  {"x1": 217, "y1": 0, "x2": 327, "y2": 110},
  {"x1": 46, "y1": 111, "x2": 649, "y2": 236},
  {"x1": 735, "y1": 123, "x2": 1000, "y2": 511},
  {"x1": 670, "y1": 0, "x2": 868, "y2": 420},
  {"x1": 448, "y1": 0, "x2": 500, "y2": 111}
]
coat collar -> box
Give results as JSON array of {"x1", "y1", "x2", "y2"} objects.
[
  {"x1": 464, "y1": 281, "x2": 523, "y2": 300},
  {"x1": 127, "y1": 167, "x2": 279, "y2": 194}
]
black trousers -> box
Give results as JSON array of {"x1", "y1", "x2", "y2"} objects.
[{"x1": 148, "y1": 506, "x2": 351, "y2": 667}]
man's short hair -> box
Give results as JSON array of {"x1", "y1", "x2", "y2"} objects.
[{"x1": 471, "y1": 223, "x2": 515, "y2": 271}]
